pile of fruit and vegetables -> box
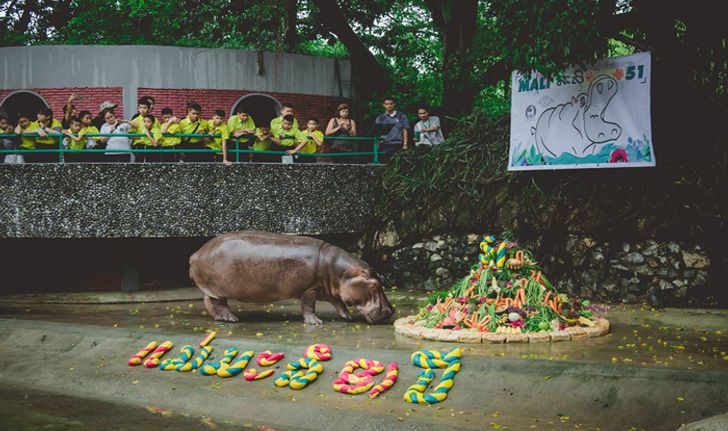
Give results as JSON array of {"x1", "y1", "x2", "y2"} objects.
[{"x1": 413, "y1": 234, "x2": 597, "y2": 334}]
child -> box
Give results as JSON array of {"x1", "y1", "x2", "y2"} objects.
[
  {"x1": 270, "y1": 114, "x2": 298, "y2": 148},
  {"x1": 27, "y1": 107, "x2": 63, "y2": 163},
  {"x1": 135, "y1": 114, "x2": 162, "y2": 163},
  {"x1": 178, "y1": 102, "x2": 209, "y2": 162},
  {"x1": 78, "y1": 110, "x2": 101, "y2": 160},
  {"x1": 227, "y1": 107, "x2": 256, "y2": 149},
  {"x1": 1, "y1": 114, "x2": 21, "y2": 164},
  {"x1": 270, "y1": 103, "x2": 298, "y2": 133},
  {"x1": 287, "y1": 118, "x2": 323, "y2": 163},
  {"x1": 207, "y1": 110, "x2": 230, "y2": 164},
  {"x1": 61, "y1": 116, "x2": 88, "y2": 163},
  {"x1": 250, "y1": 127, "x2": 273, "y2": 163},
  {"x1": 159, "y1": 108, "x2": 182, "y2": 162},
  {"x1": 14, "y1": 115, "x2": 34, "y2": 157},
  {"x1": 62, "y1": 93, "x2": 82, "y2": 129},
  {"x1": 131, "y1": 97, "x2": 160, "y2": 158}
]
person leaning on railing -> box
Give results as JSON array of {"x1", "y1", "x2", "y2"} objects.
[
  {"x1": 77, "y1": 110, "x2": 102, "y2": 162},
  {"x1": 287, "y1": 118, "x2": 324, "y2": 164},
  {"x1": 249, "y1": 127, "x2": 274, "y2": 163},
  {"x1": 130, "y1": 97, "x2": 161, "y2": 163},
  {"x1": 227, "y1": 107, "x2": 256, "y2": 154},
  {"x1": 135, "y1": 114, "x2": 163, "y2": 162},
  {"x1": 206, "y1": 110, "x2": 230, "y2": 164},
  {"x1": 61, "y1": 116, "x2": 94, "y2": 163},
  {"x1": 178, "y1": 102, "x2": 210, "y2": 162},
  {"x1": 270, "y1": 114, "x2": 299, "y2": 162},
  {"x1": 26, "y1": 107, "x2": 63, "y2": 163},
  {"x1": 159, "y1": 108, "x2": 182, "y2": 163},
  {"x1": 0, "y1": 114, "x2": 22, "y2": 164}
]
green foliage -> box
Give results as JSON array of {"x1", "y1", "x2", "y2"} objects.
[
  {"x1": 380, "y1": 110, "x2": 512, "y2": 228},
  {"x1": 489, "y1": 0, "x2": 612, "y2": 78}
]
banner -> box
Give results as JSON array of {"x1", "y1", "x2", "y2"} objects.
[{"x1": 508, "y1": 52, "x2": 655, "y2": 171}]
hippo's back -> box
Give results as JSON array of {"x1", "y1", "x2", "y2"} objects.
[{"x1": 190, "y1": 231, "x2": 326, "y2": 302}]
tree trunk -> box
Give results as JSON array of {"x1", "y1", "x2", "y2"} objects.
[
  {"x1": 284, "y1": 0, "x2": 297, "y2": 51},
  {"x1": 13, "y1": 0, "x2": 34, "y2": 35},
  {"x1": 311, "y1": 0, "x2": 390, "y2": 97},
  {"x1": 425, "y1": 0, "x2": 479, "y2": 118}
]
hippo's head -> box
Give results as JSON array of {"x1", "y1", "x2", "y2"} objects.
[
  {"x1": 339, "y1": 266, "x2": 395, "y2": 324},
  {"x1": 584, "y1": 75, "x2": 622, "y2": 143}
]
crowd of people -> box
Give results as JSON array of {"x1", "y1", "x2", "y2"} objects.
[{"x1": 0, "y1": 93, "x2": 445, "y2": 164}]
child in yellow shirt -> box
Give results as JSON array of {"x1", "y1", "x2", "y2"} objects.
[
  {"x1": 287, "y1": 118, "x2": 324, "y2": 164},
  {"x1": 207, "y1": 110, "x2": 230, "y2": 164},
  {"x1": 27, "y1": 107, "x2": 62, "y2": 163},
  {"x1": 61, "y1": 117, "x2": 88, "y2": 163},
  {"x1": 159, "y1": 108, "x2": 182, "y2": 163}
]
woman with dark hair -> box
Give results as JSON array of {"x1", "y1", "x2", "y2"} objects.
[{"x1": 325, "y1": 103, "x2": 358, "y2": 163}]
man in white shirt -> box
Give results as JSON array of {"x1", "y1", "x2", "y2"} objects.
[
  {"x1": 414, "y1": 107, "x2": 444, "y2": 146},
  {"x1": 98, "y1": 109, "x2": 135, "y2": 163}
]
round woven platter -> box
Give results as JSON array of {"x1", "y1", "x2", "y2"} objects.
[{"x1": 393, "y1": 315, "x2": 610, "y2": 343}]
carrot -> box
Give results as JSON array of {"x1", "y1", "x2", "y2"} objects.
[
  {"x1": 486, "y1": 298, "x2": 494, "y2": 305},
  {"x1": 544, "y1": 291, "x2": 552, "y2": 304},
  {"x1": 549, "y1": 299, "x2": 559, "y2": 313},
  {"x1": 517, "y1": 288, "x2": 526, "y2": 304}
]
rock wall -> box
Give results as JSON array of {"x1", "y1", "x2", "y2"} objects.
[
  {"x1": 0, "y1": 164, "x2": 383, "y2": 238},
  {"x1": 381, "y1": 233, "x2": 712, "y2": 306}
]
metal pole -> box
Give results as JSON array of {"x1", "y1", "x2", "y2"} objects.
[{"x1": 373, "y1": 137, "x2": 380, "y2": 165}]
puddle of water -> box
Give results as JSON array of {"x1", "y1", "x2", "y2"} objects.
[{"x1": 1, "y1": 290, "x2": 725, "y2": 371}]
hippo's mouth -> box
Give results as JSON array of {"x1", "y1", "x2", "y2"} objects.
[{"x1": 357, "y1": 302, "x2": 394, "y2": 324}]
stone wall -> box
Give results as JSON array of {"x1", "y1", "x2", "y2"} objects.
[
  {"x1": 380, "y1": 233, "x2": 712, "y2": 306},
  {"x1": 0, "y1": 164, "x2": 383, "y2": 238}
]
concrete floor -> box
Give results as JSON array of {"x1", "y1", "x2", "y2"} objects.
[{"x1": 0, "y1": 288, "x2": 726, "y2": 430}]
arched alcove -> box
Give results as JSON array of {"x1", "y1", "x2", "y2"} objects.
[
  {"x1": 0, "y1": 90, "x2": 50, "y2": 124},
  {"x1": 231, "y1": 93, "x2": 281, "y2": 128}
]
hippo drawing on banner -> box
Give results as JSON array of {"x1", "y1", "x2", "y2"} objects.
[{"x1": 533, "y1": 74, "x2": 622, "y2": 158}]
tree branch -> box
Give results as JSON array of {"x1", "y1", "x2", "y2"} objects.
[{"x1": 311, "y1": 0, "x2": 390, "y2": 94}]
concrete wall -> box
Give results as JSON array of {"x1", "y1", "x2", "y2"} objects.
[
  {"x1": 0, "y1": 164, "x2": 381, "y2": 239},
  {"x1": 0, "y1": 45, "x2": 352, "y2": 119}
]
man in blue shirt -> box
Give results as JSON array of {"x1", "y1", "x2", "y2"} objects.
[{"x1": 374, "y1": 97, "x2": 410, "y2": 163}]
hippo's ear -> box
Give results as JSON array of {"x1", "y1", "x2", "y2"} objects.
[{"x1": 343, "y1": 265, "x2": 369, "y2": 280}]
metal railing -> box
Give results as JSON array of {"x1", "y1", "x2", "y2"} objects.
[{"x1": 0, "y1": 133, "x2": 382, "y2": 164}]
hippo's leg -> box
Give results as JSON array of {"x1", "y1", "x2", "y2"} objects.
[
  {"x1": 327, "y1": 297, "x2": 352, "y2": 321},
  {"x1": 204, "y1": 295, "x2": 238, "y2": 322},
  {"x1": 300, "y1": 290, "x2": 323, "y2": 325}
]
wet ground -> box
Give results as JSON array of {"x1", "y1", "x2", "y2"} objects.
[
  {"x1": 1, "y1": 288, "x2": 726, "y2": 371},
  {"x1": 0, "y1": 384, "x2": 285, "y2": 431},
  {"x1": 1, "y1": 288, "x2": 727, "y2": 431}
]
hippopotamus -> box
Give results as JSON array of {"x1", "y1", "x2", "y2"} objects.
[
  {"x1": 189, "y1": 231, "x2": 395, "y2": 325},
  {"x1": 533, "y1": 74, "x2": 622, "y2": 157}
]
